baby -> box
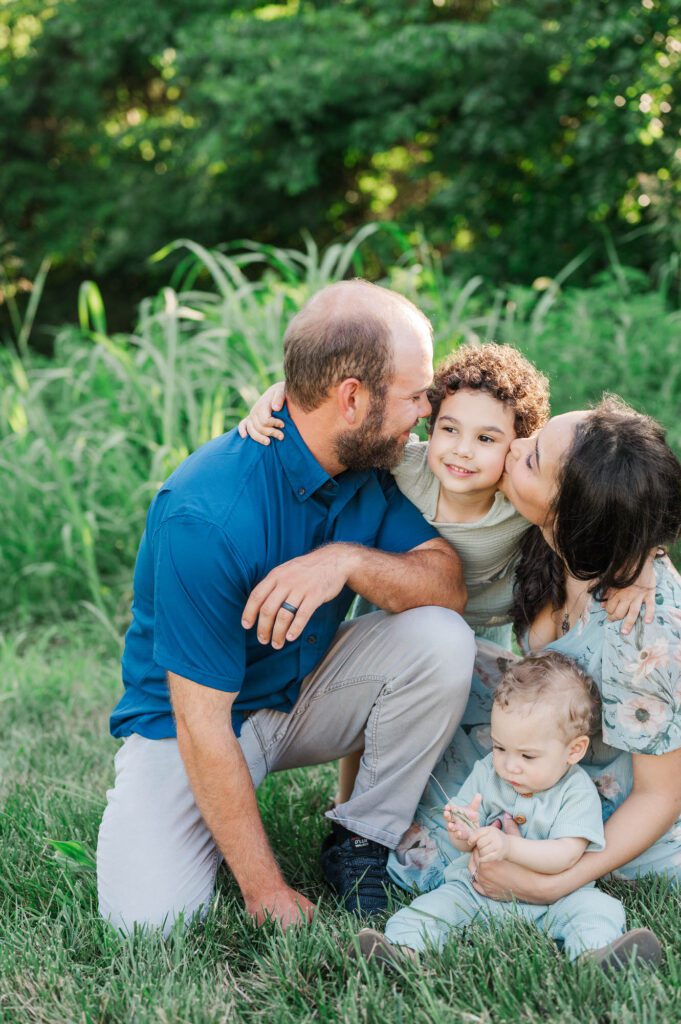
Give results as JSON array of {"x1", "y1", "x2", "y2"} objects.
[{"x1": 354, "y1": 651, "x2": 662, "y2": 972}]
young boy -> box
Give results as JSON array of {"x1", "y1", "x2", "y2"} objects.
[
  {"x1": 354, "y1": 342, "x2": 550, "y2": 646},
  {"x1": 354, "y1": 652, "x2": 662, "y2": 972},
  {"x1": 241, "y1": 342, "x2": 551, "y2": 646}
]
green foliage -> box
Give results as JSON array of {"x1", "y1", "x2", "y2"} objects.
[
  {"x1": 1, "y1": 0, "x2": 679, "y2": 326},
  {"x1": 47, "y1": 839, "x2": 97, "y2": 871},
  {"x1": 0, "y1": 231, "x2": 679, "y2": 631}
]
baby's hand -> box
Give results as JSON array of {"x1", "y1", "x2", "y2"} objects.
[
  {"x1": 602, "y1": 551, "x2": 657, "y2": 635},
  {"x1": 445, "y1": 793, "x2": 482, "y2": 843},
  {"x1": 238, "y1": 381, "x2": 286, "y2": 445},
  {"x1": 468, "y1": 825, "x2": 509, "y2": 864}
]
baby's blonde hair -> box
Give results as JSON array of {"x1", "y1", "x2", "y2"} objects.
[{"x1": 493, "y1": 651, "x2": 600, "y2": 741}]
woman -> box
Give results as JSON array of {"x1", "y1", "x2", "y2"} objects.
[{"x1": 390, "y1": 396, "x2": 681, "y2": 902}]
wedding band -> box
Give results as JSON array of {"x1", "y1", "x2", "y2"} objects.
[{"x1": 281, "y1": 601, "x2": 298, "y2": 614}]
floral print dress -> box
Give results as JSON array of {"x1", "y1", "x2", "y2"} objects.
[{"x1": 388, "y1": 556, "x2": 681, "y2": 893}]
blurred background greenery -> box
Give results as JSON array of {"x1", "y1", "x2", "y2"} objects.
[
  {"x1": 0, "y1": 0, "x2": 680, "y2": 631},
  {"x1": 1, "y1": 0, "x2": 680, "y2": 336}
]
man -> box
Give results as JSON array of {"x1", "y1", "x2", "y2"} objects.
[{"x1": 97, "y1": 279, "x2": 475, "y2": 935}]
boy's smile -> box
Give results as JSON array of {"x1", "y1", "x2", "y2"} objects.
[{"x1": 427, "y1": 388, "x2": 517, "y2": 519}]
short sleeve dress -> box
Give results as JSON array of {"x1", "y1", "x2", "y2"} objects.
[{"x1": 388, "y1": 555, "x2": 681, "y2": 893}]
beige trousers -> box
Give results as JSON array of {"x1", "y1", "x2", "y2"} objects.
[{"x1": 97, "y1": 607, "x2": 475, "y2": 935}]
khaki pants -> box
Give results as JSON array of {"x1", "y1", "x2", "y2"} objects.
[{"x1": 97, "y1": 607, "x2": 475, "y2": 935}]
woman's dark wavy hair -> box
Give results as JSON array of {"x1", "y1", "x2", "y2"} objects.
[{"x1": 512, "y1": 396, "x2": 681, "y2": 635}]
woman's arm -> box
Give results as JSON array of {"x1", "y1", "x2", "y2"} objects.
[{"x1": 470, "y1": 746, "x2": 681, "y2": 903}]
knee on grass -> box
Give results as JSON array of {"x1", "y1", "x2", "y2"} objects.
[{"x1": 99, "y1": 892, "x2": 210, "y2": 939}]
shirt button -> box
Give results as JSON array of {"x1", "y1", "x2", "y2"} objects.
[
  {"x1": 324, "y1": 481, "x2": 334, "y2": 491},
  {"x1": 513, "y1": 815, "x2": 526, "y2": 826},
  {"x1": 307, "y1": 635, "x2": 317, "y2": 644},
  {"x1": 298, "y1": 487, "x2": 306, "y2": 496}
]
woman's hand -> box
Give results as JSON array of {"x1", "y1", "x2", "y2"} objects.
[
  {"x1": 238, "y1": 381, "x2": 286, "y2": 445},
  {"x1": 469, "y1": 849, "x2": 560, "y2": 903},
  {"x1": 468, "y1": 813, "x2": 560, "y2": 903},
  {"x1": 601, "y1": 552, "x2": 657, "y2": 635}
]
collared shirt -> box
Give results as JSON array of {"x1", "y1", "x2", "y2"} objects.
[{"x1": 110, "y1": 404, "x2": 438, "y2": 739}]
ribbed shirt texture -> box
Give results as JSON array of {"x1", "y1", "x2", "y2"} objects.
[{"x1": 391, "y1": 440, "x2": 530, "y2": 633}]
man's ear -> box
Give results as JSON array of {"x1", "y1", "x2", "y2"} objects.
[
  {"x1": 566, "y1": 735, "x2": 590, "y2": 765},
  {"x1": 336, "y1": 378, "x2": 369, "y2": 425}
]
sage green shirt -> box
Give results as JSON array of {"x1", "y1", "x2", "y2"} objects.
[{"x1": 357, "y1": 439, "x2": 531, "y2": 645}]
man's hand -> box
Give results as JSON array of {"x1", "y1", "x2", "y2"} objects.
[
  {"x1": 248, "y1": 885, "x2": 317, "y2": 929},
  {"x1": 242, "y1": 544, "x2": 359, "y2": 648},
  {"x1": 468, "y1": 825, "x2": 509, "y2": 864}
]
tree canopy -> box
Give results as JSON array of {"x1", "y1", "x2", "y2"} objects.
[{"x1": 1, "y1": 0, "x2": 679, "y2": 328}]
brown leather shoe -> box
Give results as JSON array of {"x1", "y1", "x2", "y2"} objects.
[
  {"x1": 348, "y1": 928, "x2": 413, "y2": 970},
  {"x1": 582, "y1": 928, "x2": 662, "y2": 973}
]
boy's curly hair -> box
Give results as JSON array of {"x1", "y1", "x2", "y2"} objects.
[{"x1": 427, "y1": 342, "x2": 550, "y2": 439}]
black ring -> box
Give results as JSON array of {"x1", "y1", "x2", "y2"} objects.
[{"x1": 281, "y1": 601, "x2": 298, "y2": 615}]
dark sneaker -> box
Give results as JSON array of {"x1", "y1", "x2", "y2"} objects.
[
  {"x1": 347, "y1": 928, "x2": 406, "y2": 970},
  {"x1": 320, "y1": 823, "x2": 392, "y2": 914},
  {"x1": 582, "y1": 928, "x2": 662, "y2": 974}
]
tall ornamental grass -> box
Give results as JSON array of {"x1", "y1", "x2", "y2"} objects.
[{"x1": 1, "y1": 229, "x2": 679, "y2": 633}]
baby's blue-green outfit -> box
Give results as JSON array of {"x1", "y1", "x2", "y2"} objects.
[
  {"x1": 384, "y1": 754, "x2": 624, "y2": 960},
  {"x1": 388, "y1": 557, "x2": 681, "y2": 902}
]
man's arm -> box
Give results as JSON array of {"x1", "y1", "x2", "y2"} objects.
[
  {"x1": 168, "y1": 672, "x2": 315, "y2": 928},
  {"x1": 350, "y1": 538, "x2": 466, "y2": 614},
  {"x1": 241, "y1": 538, "x2": 467, "y2": 649}
]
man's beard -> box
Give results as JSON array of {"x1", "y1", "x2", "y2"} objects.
[{"x1": 334, "y1": 397, "x2": 407, "y2": 472}]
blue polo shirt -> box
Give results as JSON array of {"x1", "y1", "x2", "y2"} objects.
[{"x1": 110, "y1": 405, "x2": 438, "y2": 740}]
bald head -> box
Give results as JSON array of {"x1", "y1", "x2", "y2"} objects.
[{"x1": 283, "y1": 279, "x2": 432, "y2": 411}]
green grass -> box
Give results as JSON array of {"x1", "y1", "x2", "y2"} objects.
[
  {"x1": 1, "y1": 230, "x2": 680, "y2": 633},
  {"x1": 2, "y1": 234, "x2": 681, "y2": 1018},
  {"x1": 2, "y1": 623, "x2": 681, "y2": 1023}
]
